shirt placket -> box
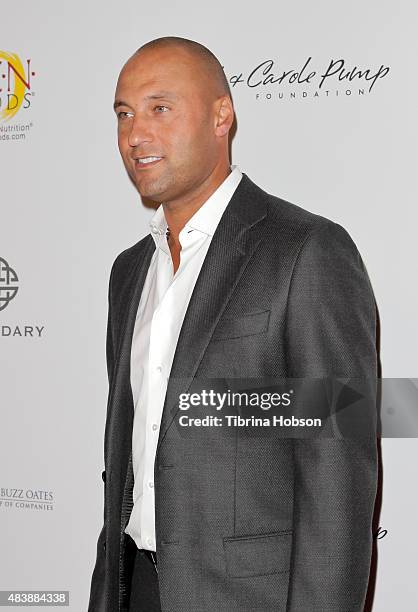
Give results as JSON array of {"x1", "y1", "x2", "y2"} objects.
[{"x1": 139, "y1": 247, "x2": 173, "y2": 550}]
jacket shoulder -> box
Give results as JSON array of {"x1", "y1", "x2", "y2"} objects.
[
  {"x1": 243, "y1": 174, "x2": 341, "y2": 240},
  {"x1": 266, "y1": 191, "x2": 337, "y2": 237},
  {"x1": 241, "y1": 174, "x2": 361, "y2": 262}
]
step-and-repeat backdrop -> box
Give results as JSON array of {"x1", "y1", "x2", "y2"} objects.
[{"x1": 1, "y1": 1, "x2": 417, "y2": 609}]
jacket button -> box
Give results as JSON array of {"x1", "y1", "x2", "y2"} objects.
[
  {"x1": 101, "y1": 470, "x2": 106, "y2": 483},
  {"x1": 103, "y1": 541, "x2": 106, "y2": 551}
]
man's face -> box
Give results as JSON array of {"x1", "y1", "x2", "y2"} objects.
[{"x1": 114, "y1": 47, "x2": 224, "y2": 204}]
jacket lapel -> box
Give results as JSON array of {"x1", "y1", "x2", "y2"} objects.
[
  {"x1": 107, "y1": 236, "x2": 155, "y2": 481},
  {"x1": 113, "y1": 237, "x2": 156, "y2": 370},
  {"x1": 157, "y1": 173, "x2": 267, "y2": 451}
]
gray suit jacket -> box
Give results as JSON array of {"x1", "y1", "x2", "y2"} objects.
[{"x1": 88, "y1": 173, "x2": 378, "y2": 611}]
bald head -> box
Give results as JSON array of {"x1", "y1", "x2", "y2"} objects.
[{"x1": 131, "y1": 36, "x2": 233, "y2": 105}]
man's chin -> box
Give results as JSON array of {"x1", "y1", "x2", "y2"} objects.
[
  {"x1": 134, "y1": 174, "x2": 172, "y2": 202},
  {"x1": 134, "y1": 180, "x2": 165, "y2": 203}
]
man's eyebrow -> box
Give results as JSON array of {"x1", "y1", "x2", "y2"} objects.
[
  {"x1": 113, "y1": 91, "x2": 179, "y2": 111},
  {"x1": 113, "y1": 99, "x2": 130, "y2": 112}
]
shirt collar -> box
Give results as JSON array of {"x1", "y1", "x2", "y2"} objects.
[{"x1": 149, "y1": 165, "x2": 243, "y2": 247}]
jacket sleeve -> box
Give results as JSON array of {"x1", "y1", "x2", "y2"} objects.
[
  {"x1": 88, "y1": 260, "x2": 117, "y2": 612},
  {"x1": 284, "y1": 221, "x2": 378, "y2": 612}
]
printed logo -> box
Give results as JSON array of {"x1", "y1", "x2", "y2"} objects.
[
  {"x1": 0, "y1": 257, "x2": 19, "y2": 311},
  {"x1": 0, "y1": 51, "x2": 35, "y2": 141},
  {"x1": 0, "y1": 256, "x2": 46, "y2": 337},
  {"x1": 0, "y1": 487, "x2": 54, "y2": 511},
  {"x1": 224, "y1": 56, "x2": 390, "y2": 103},
  {"x1": 0, "y1": 51, "x2": 35, "y2": 121}
]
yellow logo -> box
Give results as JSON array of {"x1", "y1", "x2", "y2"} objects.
[{"x1": 0, "y1": 51, "x2": 34, "y2": 122}]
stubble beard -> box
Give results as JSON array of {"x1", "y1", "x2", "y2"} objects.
[{"x1": 135, "y1": 167, "x2": 178, "y2": 202}]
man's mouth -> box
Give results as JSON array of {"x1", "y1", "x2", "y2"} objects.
[{"x1": 135, "y1": 156, "x2": 163, "y2": 167}]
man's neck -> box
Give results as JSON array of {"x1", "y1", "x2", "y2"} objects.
[{"x1": 162, "y1": 164, "x2": 231, "y2": 242}]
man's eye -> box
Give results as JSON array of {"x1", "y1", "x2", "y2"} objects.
[
  {"x1": 117, "y1": 111, "x2": 132, "y2": 120},
  {"x1": 154, "y1": 105, "x2": 169, "y2": 113}
]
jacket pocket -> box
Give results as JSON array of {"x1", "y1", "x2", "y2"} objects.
[
  {"x1": 223, "y1": 529, "x2": 292, "y2": 578},
  {"x1": 212, "y1": 309, "x2": 271, "y2": 341}
]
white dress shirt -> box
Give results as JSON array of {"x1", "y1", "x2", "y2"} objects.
[{"x1": 124, "y1": 165, "x2": 243, "y2": 551}]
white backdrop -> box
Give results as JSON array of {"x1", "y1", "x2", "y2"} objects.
[{"x1": 1, "y1": 1, "x2": 417, "y2": 609}]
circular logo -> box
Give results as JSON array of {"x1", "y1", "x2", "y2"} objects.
[{"x1": 0, "y1": 257, "x2": 19, "y2": 311}]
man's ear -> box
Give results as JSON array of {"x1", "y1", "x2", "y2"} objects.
[{"x1": 214, "y1": 95, "x2": 234, "y2": 137}]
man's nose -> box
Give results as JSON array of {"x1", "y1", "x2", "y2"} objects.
[{"x1": 128, "y1": 116, "x2": 153, "y2": 148}]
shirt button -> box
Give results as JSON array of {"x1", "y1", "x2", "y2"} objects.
[
  {"x1": 147, "y1": 537, "x2": 153, "y2": 548},
  {"x1": 148, "y1": 481, "x2": 154, "y2": 488},
  {"x1": 152, "y1": 424, "x2": 158, "y2": 431},
  {"x1": 156, "y1": 365, "x2": 162, "y2": 373}
]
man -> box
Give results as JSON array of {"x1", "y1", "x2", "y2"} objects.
[{"x1": 88, "y1": 36, "x2": 378, "y2": 612}]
